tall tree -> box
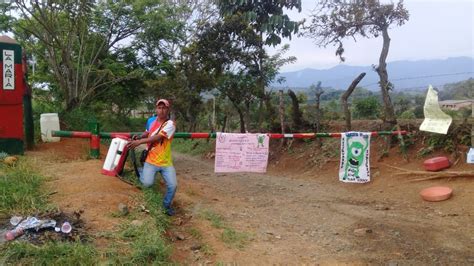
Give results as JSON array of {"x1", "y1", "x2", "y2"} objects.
[
  {"x1": 305, "y1": 0, "x2": 409, "y2": 127},
  {"x1": 310, "y1": 81, "x2": 324, "y2": 132},
  {"x1": 4, "y1": 0, "x2": 179, "y2": 110},
  {"x1": 217, "y1": 0, "x2": 302, "y2": 128},
  {"x1": 191, "y1": 13, "x2": 295, "y2": 132}
]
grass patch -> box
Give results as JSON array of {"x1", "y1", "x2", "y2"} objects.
[
  {"x1": 187, "y1": 227, "x2": 203, "y2": 240},
  {"x1": 0, "y1": 157, "x2": 171, "y2": 265},
  {"x1": 0, "y1": 158, "x2": 54, "y2": 216},
  {"x1": 103, "y1": 189, "x2": 171, "y2": 264},
  {"x1": 1, "y1": 241, "x2": 98, "y2": 265},
  {"x1": 202, "y1": 210, "x2": 225, "y2": 229},
  {"x1": 142, "y1": 188, "x2": 170, "y2": 228},
  {"x1": 104, "y1": 222, "x2": 170, "y2": 265},
  {"x1": 200, "y1": 209, "x2": 250, "y2": 250},
  {"x1": 201, "y1": 243, "x2": 215, "y2": 256},
  {"x1": 221, "y1": 228, "x2": 250, "y2": 250},
  {"x1": 172, "y1": 139, "x2": 214, "y2": 156}
]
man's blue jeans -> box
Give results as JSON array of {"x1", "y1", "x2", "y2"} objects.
[{"x1": 139, "y1": 163, "x2": 177, "y2": 210}]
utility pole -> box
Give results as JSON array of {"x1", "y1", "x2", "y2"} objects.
[
  {"x1": 212, "y1": 96, "x2": 216, "y2": 132},
  {"x1": 471, "y1": 101, "x2": 474, "y2": 147},
  {"x1": 31, "y1": 54, "x2": 36, "y2": 76}
]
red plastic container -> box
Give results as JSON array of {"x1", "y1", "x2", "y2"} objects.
[
  {"x1": 423, "y1": 156, "x2": 450, "y2": 171},
  {"x1": 420, "y1": 186, "x2": 453, "y2": 202}
]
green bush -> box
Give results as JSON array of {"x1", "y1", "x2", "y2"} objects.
[
  {"x1": 399, "y1": 110, "x2": 416, "y2": 119},
  {"x1": 172, "y1": 139, "x2": 214, "y2": 156},
  {"x1": 353, "y1": 96, "x2": 381, "y2": 119},
  {"x1": 442, "y1": 109, "x2": 461, "y2": 119},
  {"x1": 60, "y1": 107, "x2": 98, "y2": 131}
]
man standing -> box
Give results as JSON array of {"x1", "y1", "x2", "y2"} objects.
[{"x1": 128, "y1": 99, "x2": 177, "y2": 216}]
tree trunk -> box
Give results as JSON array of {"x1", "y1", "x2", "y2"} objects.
[
  {"x1": 377, "y1": 28, "x2": 397, "y2": 128},
  {"x1": 244, "y1": 100, "x2": 251, "y2": 132},
  {"x1": 186, "y1": 108, "x2": 196, "y2": 132},
  {"x1": 287, "y1": 89, "x2": 302, "y2": 132},
  {"x1": 315, "y1": 89, "x2": 324, "y2": 132},
  {"x1": 279, "y1": 90, "x2": 285, "y2": 134},
  {"x1": 230, "y1": 100, "x2": 246, "y2": 133},
  {"x1": 256, "y1": 32, "x2": 265, "y2": 129},
  {"x1": 279, "y1": 89, "x2": 286, "y2": 146},
  {"x1": 221, "y1": 115, "x2": 227, "y2": 132},
  {"x1": 208, "y1": 114, "x2": 213, "y2": 132},
  {"x1": 237, "y1": 108, "x2": 246, "y2": 133},
  {"x1": 264, "y1": 91, "x2": 276, "y2": 131},
  {"x1": 341, "y1": 72, "x2": 366, "y2": 131}
]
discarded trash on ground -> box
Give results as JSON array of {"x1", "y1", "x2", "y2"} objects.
[{"x1": 1, "y1": 210, "x2": 89, "y2": 244}]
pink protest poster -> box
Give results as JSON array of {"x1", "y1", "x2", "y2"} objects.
[{"x1": 214, "y1": 133, "x2": 270, "y2": 173}]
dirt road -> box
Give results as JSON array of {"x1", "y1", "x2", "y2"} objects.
[
  {"x1": 171, "y1": 152, "x2": 474, "y2": 264},
  {"x1": 28, "y1": 139, "x2": 474, "y2": 264}
]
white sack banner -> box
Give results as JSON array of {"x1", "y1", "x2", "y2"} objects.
[{"x1": 339, "y1": 132, "x2": 371, "y2": 183}]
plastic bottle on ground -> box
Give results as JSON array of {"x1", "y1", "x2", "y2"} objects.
[{"x1": 5, "y1": 227, "x2": 24, "y2": 241}]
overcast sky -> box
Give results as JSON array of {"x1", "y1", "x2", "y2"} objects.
[{"x1": 269, "y1": 0, "x2": 474, "y2": 72}]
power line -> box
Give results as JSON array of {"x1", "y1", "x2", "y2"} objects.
[{"x1": 360, "y1": 71, "x2": 474, "y2": 88}]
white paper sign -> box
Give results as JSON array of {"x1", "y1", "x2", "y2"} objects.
[
  {"x1": 3, "y1": 49, "x2": 15, "y2": 90},
  {"x1": 215, "y1": 133, "x2": 270, "y2": 173},
  {"x1": 419, "y1": 85, "x2": 452, "y2": 134}
]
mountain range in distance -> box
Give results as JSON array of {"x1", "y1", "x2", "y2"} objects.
[{"x1": 273, "y1": 56, "x2": 474, "y2": 92}]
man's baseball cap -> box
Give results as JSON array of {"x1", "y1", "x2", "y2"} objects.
[{"x1": 156, "y1": 99, "x2": 170, "y2": 107}]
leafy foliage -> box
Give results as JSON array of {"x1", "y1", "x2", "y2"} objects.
[
  {"x1": 217, "y1": 0, "x2": 302, "y2": 46},
  {"x1": 305, "y1": 0, "x2": 409, "y2": 125},
  {"x1": 398, "y1": 110, "x2": 416, "y2": 119},
  {"x1": 353, "y1": 96, "x2": 381, "y2": 119},
  {"x1": 189, "y1": 10, "x2": 296, "y2": 132},
  {"x1": 439, "y1": 78, "x2": 474, "y2": 100},
  {"x1": 306, "y1": 0, "x2": 409, "y2": 61},
  {"x1": 4, "y1": 0, "x2": 182, "y2": 113}
]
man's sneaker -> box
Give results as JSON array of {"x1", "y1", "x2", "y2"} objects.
[{"x1": 165, "y1": 207, "x2": 175, "y2": 216}]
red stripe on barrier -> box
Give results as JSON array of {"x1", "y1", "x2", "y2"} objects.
[
  {"x1": 110, "y1": 133, "x2": 132, "y2": 139},
  {"x1": 71, "y1": 132, "x2": 92, "y2": 138},
  {"x1": 269, "y1": 134, "x2": 284, "y2": 139},
  {"x1": 191, "y1": 133, "x2": 210, "y2": 138},
  {"x1": 90, "y1": 135, "x2": 100, "y2": 149},
  {"x1": 293, "y1": 133, "x2": 315, "y2": 139}
]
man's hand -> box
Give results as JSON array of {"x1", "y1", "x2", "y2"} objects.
[{"x1": 127, "y1": 139, "x2": 144, "y2": 149}]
